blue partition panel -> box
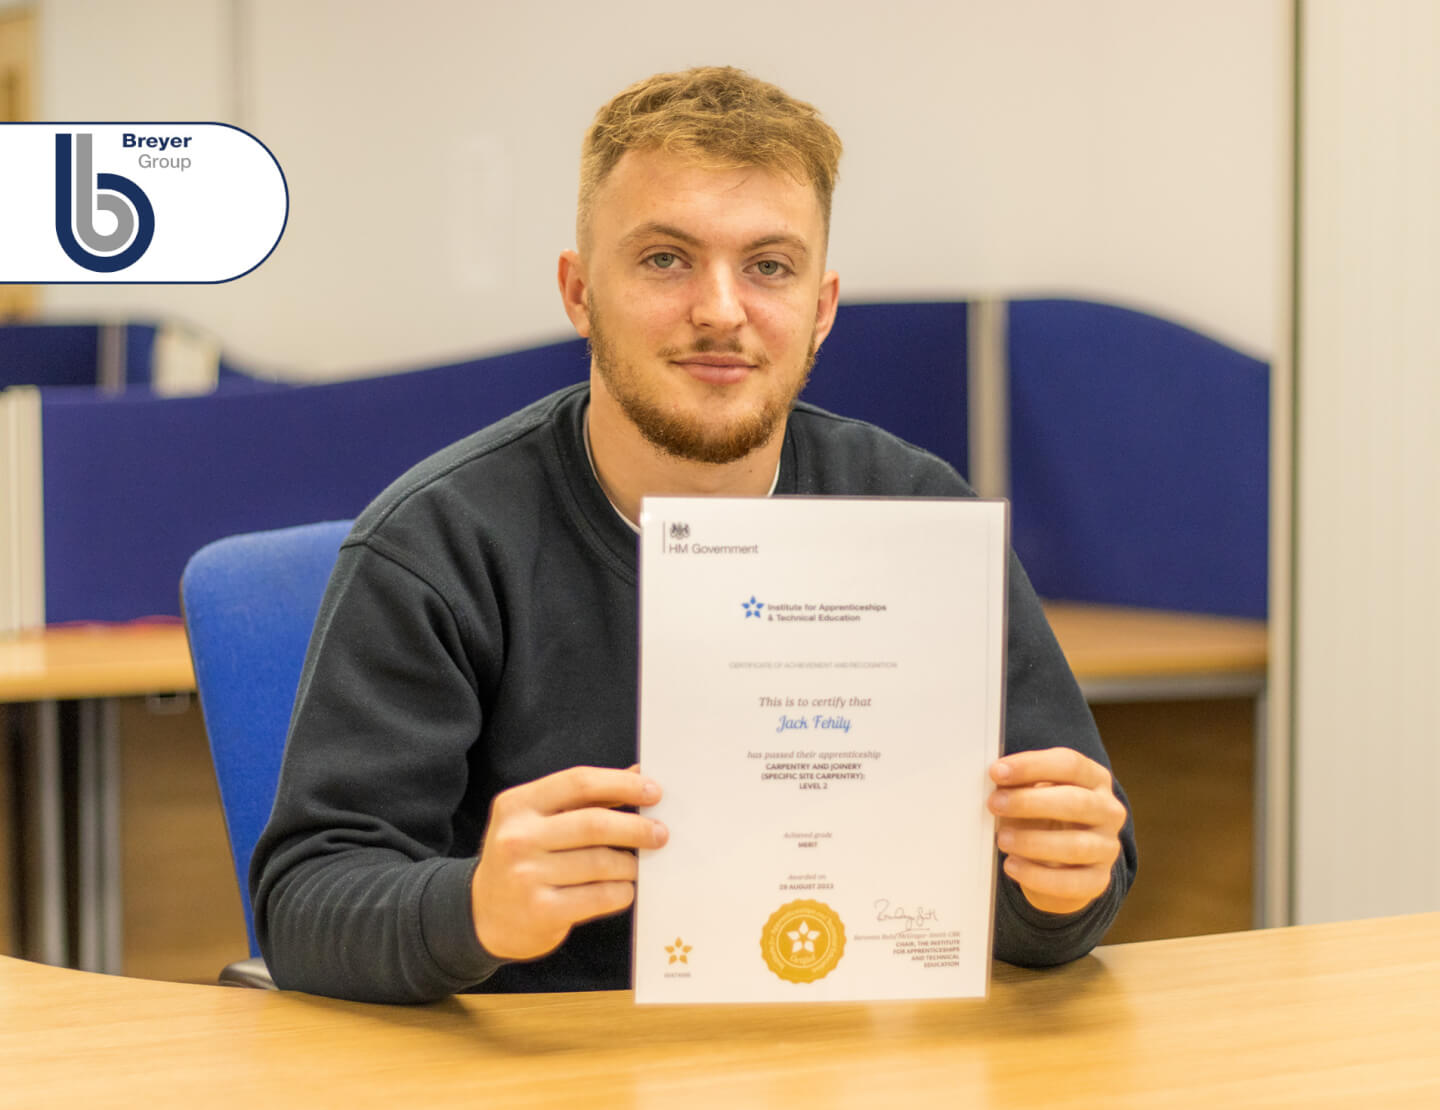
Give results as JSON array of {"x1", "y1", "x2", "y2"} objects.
[
  {"x1": 123, "y1": 325, "x2": 158, "y2": 387},
  {"x1": 1007, "y1": 299, "x2": 1268, "y2": 619},
  {"x1": 0, "y1": 324, "x2": 101, "y2": 388},
  {"x1": 41, "y1": 338, "x2": 587, "y2": 623},
  {"x1": 801, "y1": 301, "x2": 969, "y2": 478},
  {"x1": 0, "y1": 323, "x2": 159, "y2": 388},
  {"x1": 217, "y1": 358, "x2": 269, "y2": 384}
]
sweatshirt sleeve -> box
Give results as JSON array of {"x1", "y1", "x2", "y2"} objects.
[
  {"x1": 991, "y1": 553, "x2": 1139, "y2": 967},
  {"x1": 250, "y1": 540, "x2": 507, "y2": 1003}
]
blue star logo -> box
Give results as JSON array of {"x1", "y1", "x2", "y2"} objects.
[{"x1": 742, "y1": 596, "x2": 764, "y2": 619}]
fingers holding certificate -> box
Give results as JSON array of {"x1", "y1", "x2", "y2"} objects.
[
  {"x1": 989, "y1": 748, "x2": 1128, "y2": 916},
  {"x1": 471, "y1": 766, "x2": 669, "y2": 961}
]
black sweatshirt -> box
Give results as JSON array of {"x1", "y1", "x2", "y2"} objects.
[{"x1": 252, "y1": 383, "x2": 1137, "y2": 1004}]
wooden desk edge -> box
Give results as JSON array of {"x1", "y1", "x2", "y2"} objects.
[
  {"x1": 1, "y1": 604, "x2": 1268, "y2": 703},
  {"x1": 2, "y1": 914, "x2": 1436, "y2": 1108}
]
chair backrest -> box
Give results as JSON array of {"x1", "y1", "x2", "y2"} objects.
[{"x1": 180, "y1": 520, "x2": 353, "y2": 956}]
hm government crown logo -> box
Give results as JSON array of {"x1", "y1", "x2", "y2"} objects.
[{"x1": 55, "y1": 132, "x2": 155, "y2": 273}]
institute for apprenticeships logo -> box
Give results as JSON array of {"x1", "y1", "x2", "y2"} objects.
[
  {"x1": 1, "y1": 123, "x2": 286, "y2": 282},
  {"x1": 739, "y1": 594, "x2": 888, "y2": 624}
]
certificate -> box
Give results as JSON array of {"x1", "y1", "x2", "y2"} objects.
[{"x1": 634, "y1": 496, "x2": 1008, "y2": 1004}]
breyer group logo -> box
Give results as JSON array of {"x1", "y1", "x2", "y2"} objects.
[
  {"x1": 1, "y1": 123, "x2": 286, "y2": 282},
  {"x1": 55, "y1": 132, "x2": 156, "y2": 272}
]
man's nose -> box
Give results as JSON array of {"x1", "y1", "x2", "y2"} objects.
[{"x1": 689, "y1": 264, "x2": 747, "y2": 332}]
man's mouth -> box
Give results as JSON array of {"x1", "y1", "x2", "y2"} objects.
[{"x1": 671, "y1": 355, "x2": 756, "y2": 384}]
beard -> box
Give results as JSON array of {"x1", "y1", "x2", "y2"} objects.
[{"x1": 587, "y1": 300, "x2": 817, "y2": 465}]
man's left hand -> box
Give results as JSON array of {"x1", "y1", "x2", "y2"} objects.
[{"x1": 987, "y1": 747, "x2": 1127, "y2": 916}]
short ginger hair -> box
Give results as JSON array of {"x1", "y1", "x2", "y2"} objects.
[{"x1": 577, "y1": 66, "x2": 843, "y2": 248}]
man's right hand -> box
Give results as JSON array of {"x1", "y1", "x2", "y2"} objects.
[{"x1": 470, "y1": 766, "x2": 667, "y2": 960}]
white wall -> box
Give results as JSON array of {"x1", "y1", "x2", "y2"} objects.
[
  {"x1": 35, "y1": 0, "x2": 1285, "y2": 380},
  {"x1": 1293, "y1": 0, "x2": 1440, "y2": 923}
]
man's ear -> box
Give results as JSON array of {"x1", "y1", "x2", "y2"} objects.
[
  {"x1": 811, "y1": 269, "x2": 841, "y2": 353},
  {"x1": 557, "y1": 250, "x2": 591, "y2": 338}
]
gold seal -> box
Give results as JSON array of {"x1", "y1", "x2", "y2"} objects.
[{"x1": 759, "y1": 899, "x2": 846, "y2": 983}]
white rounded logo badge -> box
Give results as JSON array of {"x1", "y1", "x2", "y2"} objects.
[{"x1": 0, "y1": 122, "x2": 287, "y2": 283}]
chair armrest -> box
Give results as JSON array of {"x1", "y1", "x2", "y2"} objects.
[{"x1": 218, "y1": 956, "x2": 276, "y2": 990}]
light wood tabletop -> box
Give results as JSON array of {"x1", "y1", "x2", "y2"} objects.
[
  {"x1": 0, "y1": 604, "x2": 1267, "y2": 704},
  {"x1": 1, "y1": 913, "x2": 1435, "y2": 1108},
  {"x1": 1042, "y1": 601, "x2": 1267, "y2": 682},
  {"x1": 0, "y1": 621, "x2": 195, "y2": 701}
]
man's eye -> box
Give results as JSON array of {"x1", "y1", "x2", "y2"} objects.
[
  {"x1": 755, "y1": 259, "x2": 786, "y2": 277},
  {"x1": 648, "y1": 252, "x2": 678, "y2": 269}
]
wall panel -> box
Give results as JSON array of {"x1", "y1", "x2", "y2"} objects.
[{"x1": 1295, "y1": 0, "x2": 1440, "y2": 922}]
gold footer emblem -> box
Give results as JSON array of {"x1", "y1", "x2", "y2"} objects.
[{"x1": 760, "y1": 899, "x2": 846, "y2": 983}]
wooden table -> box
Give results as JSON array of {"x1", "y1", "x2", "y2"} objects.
[
  {"x1": 0, "y1": 622, "x2": 194, "y2": 970},
  {"x1": 1045, "y1": 602, "x2": 1273, "y2": 930},
  {"x1": 1043, "y1": 601, "x2": 1268, "y2": 701},
  {"x1": 0, "y1": 913, "x2": 1434, "y2": 1108},
  {"x1": 0, "y1": 622, "x2": 194, "y2": 701},
  {"x1": 0, "y1": 604, "x2": 1266, "y2": 704},
  {"x1": 1, "y1": 607, "x2": 1268, "y2": 971}
]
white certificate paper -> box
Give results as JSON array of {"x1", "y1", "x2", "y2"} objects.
[{"x1": 634, "y1": 496, "x2": 1008, "y2": 1004}]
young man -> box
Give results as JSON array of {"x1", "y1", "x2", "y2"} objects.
[{"x1": 252, "y1": 67, "x2": 1136, "y2": 1004}]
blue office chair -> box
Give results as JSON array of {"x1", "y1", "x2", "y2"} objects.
[{"x1": 180, "y1": 520, "x2": 353, "y2": 988}]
